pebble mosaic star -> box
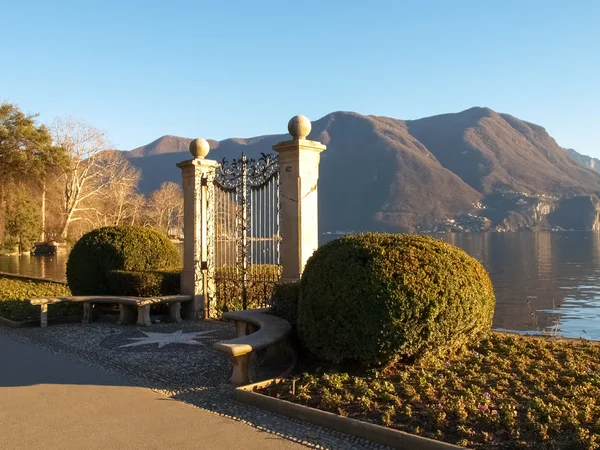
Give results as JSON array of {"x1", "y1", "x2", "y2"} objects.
[{"x1": 119, "y1": 330, "x2": 216, "y2": 349}]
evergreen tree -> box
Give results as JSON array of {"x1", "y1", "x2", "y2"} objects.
[{"x1": 0, "y1": 102, "x2": 68, "y2": 244}]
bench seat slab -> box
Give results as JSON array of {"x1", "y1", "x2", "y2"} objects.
[
  {"x1": 214, "y1": 310, "x2": 293, "y2": 385},
  {"x1": 31, "y1": 295, "x2": 191, "y2": 328}
]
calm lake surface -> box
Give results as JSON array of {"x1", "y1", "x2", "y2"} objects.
[{"x1": 1, "y1": 232, "x2": 599, "y2": 340}]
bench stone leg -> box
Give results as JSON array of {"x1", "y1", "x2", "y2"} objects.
[
  {"x1": 263, "y1": 339, "x2": 291, "y2": 366},
  {"x1": 230, "y1": 353, "x2": 256, "y2": 385},
  {"x1": 118, "y1": 305, "x2": 137, "y2": 325},
  {"x1": 40, "y1": 304, "x2": 48, "y2": 328},
  {"x1": 82, "y1": 303, "x2": 96, "y2": 324},
  {"x1": 167, "y1": 302, "x2": 182, "y2": 323},
  {"x1": 235, "y1": 320, "x2": 248, "y2": 337},
  {"x1": 136, "y1": 305, "x2": 151, "y2": 327},
  {"x1": 181, "y1": 298, "x2": 203, "y2": 321},
  {"x1": 249, "y1": 352, "x2": 257, "y2": 382},
  {"x1": 234, "y1": 321, "x2": 258, "y2": 337}
]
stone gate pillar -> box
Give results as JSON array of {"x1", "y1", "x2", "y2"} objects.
[
  {"x1": 177, "y1": 139, "x2": 218, "y2": 319},
  {"x1": 273, "y1": 116, "x2": 327, "y2": 282}
]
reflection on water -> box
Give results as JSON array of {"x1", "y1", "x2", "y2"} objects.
[
  {"x1": 438, "y1": 231, "x2": 600, "y2": 340},
  {"x1": 2, "y1": 232, "x2": 600, "y2": 340},
  {"x1": 0, "y1": 254, "x2": 67, "y2": 281},
  {"x1": 0, "y1": 242, "x2": 185, "y2": 283}
]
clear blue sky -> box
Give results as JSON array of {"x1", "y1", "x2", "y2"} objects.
[{"x1": 2, "y1": 0, "x2": 599, "y2": 156}]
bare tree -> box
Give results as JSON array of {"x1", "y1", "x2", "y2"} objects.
[
  {"x1": 50, "y1": 118, "x2": 111, "y2": 239},
  {"x1": 146, "y1": 182, "x2": 183, "y2": 237},
  {"x1": 81, "y1": 152, "x2": 141, "y2": 227},
  {"x1": 126, "y1": 192, "x2": 149, "y2": 227}
]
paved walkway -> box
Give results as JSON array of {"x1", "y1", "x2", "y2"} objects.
[
  {"x1": 0, "y1": 322, "x2": 387, "y2": 450},
  {"x1": 0, "y1": 333, "x2": 302, "y2": 450}
]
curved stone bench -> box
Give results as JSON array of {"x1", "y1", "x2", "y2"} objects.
[
  {"x1": 213, "y1": 309, "x2": 292, "y2": 385},
  {"x1": 28, "y1": 295, "x2": 192, "y2": 328}
]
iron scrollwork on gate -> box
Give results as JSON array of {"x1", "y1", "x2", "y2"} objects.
[{"x1": 208, "y1": 153, "x2": 281, "y2": 313}]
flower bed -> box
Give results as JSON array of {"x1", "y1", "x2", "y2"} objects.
[
  {"x1": 258, "y1": 333, "x2": 600, "y2": 449},
  {"x1": 0, "y1": 275, "x2": 75, "y2": 322}
]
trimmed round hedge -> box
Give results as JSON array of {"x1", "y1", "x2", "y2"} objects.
[
  {"x1": 271, "y1": 281, "x2": 301, "y2": 329},
  {"x1": 297, "y1": 233, "x2": 495, "y2": 366},
  {"x1": 67, "y1": 226, "x2": 181, "y2": 295}
]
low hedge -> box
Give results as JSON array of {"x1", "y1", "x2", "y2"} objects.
[
  {"x1": 107, "y1": 270, "x2": 181, "y2": 297},
  {"x1": 297, "y1": 233, "x2": 496, "y2": 366},
  {"x1": 67, "y1": 226, "x2": 180, "y2": 295},
  {"x1": 0, "y1": 276, "x2": 75, "y2": 322},
  {"x1": 215, "y1": 264, "x2": 282, "y2": 313},
  {"x1": 104, "y1": 264, "x2": 282, "y2": 314}
]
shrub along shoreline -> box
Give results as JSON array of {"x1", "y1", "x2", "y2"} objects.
[{"x1": 258, "y1": 332, "x2": 600, "y2": 449}]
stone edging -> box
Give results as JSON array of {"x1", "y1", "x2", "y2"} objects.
[
  {"x1": 0, "y1": 315, "x2": 81, "y2": 329},
  {"x1": 235, "y1": 379, "x2": 463, "y2": 450},
  {"x1": 0, "y1": 272, "x2": 67, "y2": 285},
  {"x1": 0, "y1": 316, "x2": 34, "y2": 328}
]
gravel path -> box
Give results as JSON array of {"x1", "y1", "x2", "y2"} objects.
[{"x1": 1, "y1": 318, "x2": 391, "y2": 450}]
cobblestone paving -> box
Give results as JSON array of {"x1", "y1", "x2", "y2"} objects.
[{"x1": 1, "y1": 318, "x2": 392, "y2": 450}]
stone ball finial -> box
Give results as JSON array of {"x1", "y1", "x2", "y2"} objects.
[
  {"x1": 189, "y1": 138, "x2": 210, "y2": 159},
  {"x1": 288, "y1": 115, "x2": 311, "y2": 139}
]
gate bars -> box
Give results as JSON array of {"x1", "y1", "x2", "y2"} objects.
[{"x1": 207, "y1": 153, "x2": 281, "y2": 314}]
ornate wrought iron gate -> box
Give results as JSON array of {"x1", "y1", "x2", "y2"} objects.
[{"x1": 207, "y1": 153, "x2": 281, "y2": 314}]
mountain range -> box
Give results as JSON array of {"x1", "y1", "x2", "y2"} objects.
[
  {"x1": 121, "y1": 107, "x2": 600, "y2": 232},
  {"x1": 564, "y1": 148, "x2": 600, "y2": 173}
]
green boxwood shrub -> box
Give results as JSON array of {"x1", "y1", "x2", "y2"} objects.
[
  {"x1": 67, "y1": 226, "x2": 180, "y2": 295},
  {"x1": 107, "y1": 270, "x2": 181, "y2": 297},
  {"x1": 297, "y1": 233, "x2": 495, "y2": 366},
  {"x1": 270, "y1": 281, "x2": 300, "y2": 328}
]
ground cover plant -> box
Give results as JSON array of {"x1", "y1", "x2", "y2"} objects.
[
  {"x1": 0, "y1": 275, "x2": 74, "y2": 322},
  {"x1": 259, "y1": 332, "x2": 600, "y2": 449}
]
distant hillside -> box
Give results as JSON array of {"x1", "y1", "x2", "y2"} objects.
[
  {"x1": 405, "y1": 108, "x2": 600, "y2": 196},
  {"x1": 123, "y1": 108, "x2": 600, "y2": 232},
  {"x1": 128, "y1": 135, "x2": 219, "y2": 158},
  {"x1": 565, "y1": 148, "x2": 600, "y2": 173}
]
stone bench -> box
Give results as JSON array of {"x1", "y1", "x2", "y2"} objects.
[
  {"x1": 28, "y1": 295, "x2": 192, "y2": 328},
  {"x1": 213, "y1": 309, "x2": 293, "y2": 385}
]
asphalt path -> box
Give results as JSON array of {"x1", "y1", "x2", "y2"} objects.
[{"x1": 0, "y1": 333, "x2": 302, "y2": 450}]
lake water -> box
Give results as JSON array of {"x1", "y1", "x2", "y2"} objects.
[
  {"x1": 438, "y1": 232, "x2": 600, "y2": 341},
  {"x1": 1, "y1": 232, "x2": 599, "y2": 340}
]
